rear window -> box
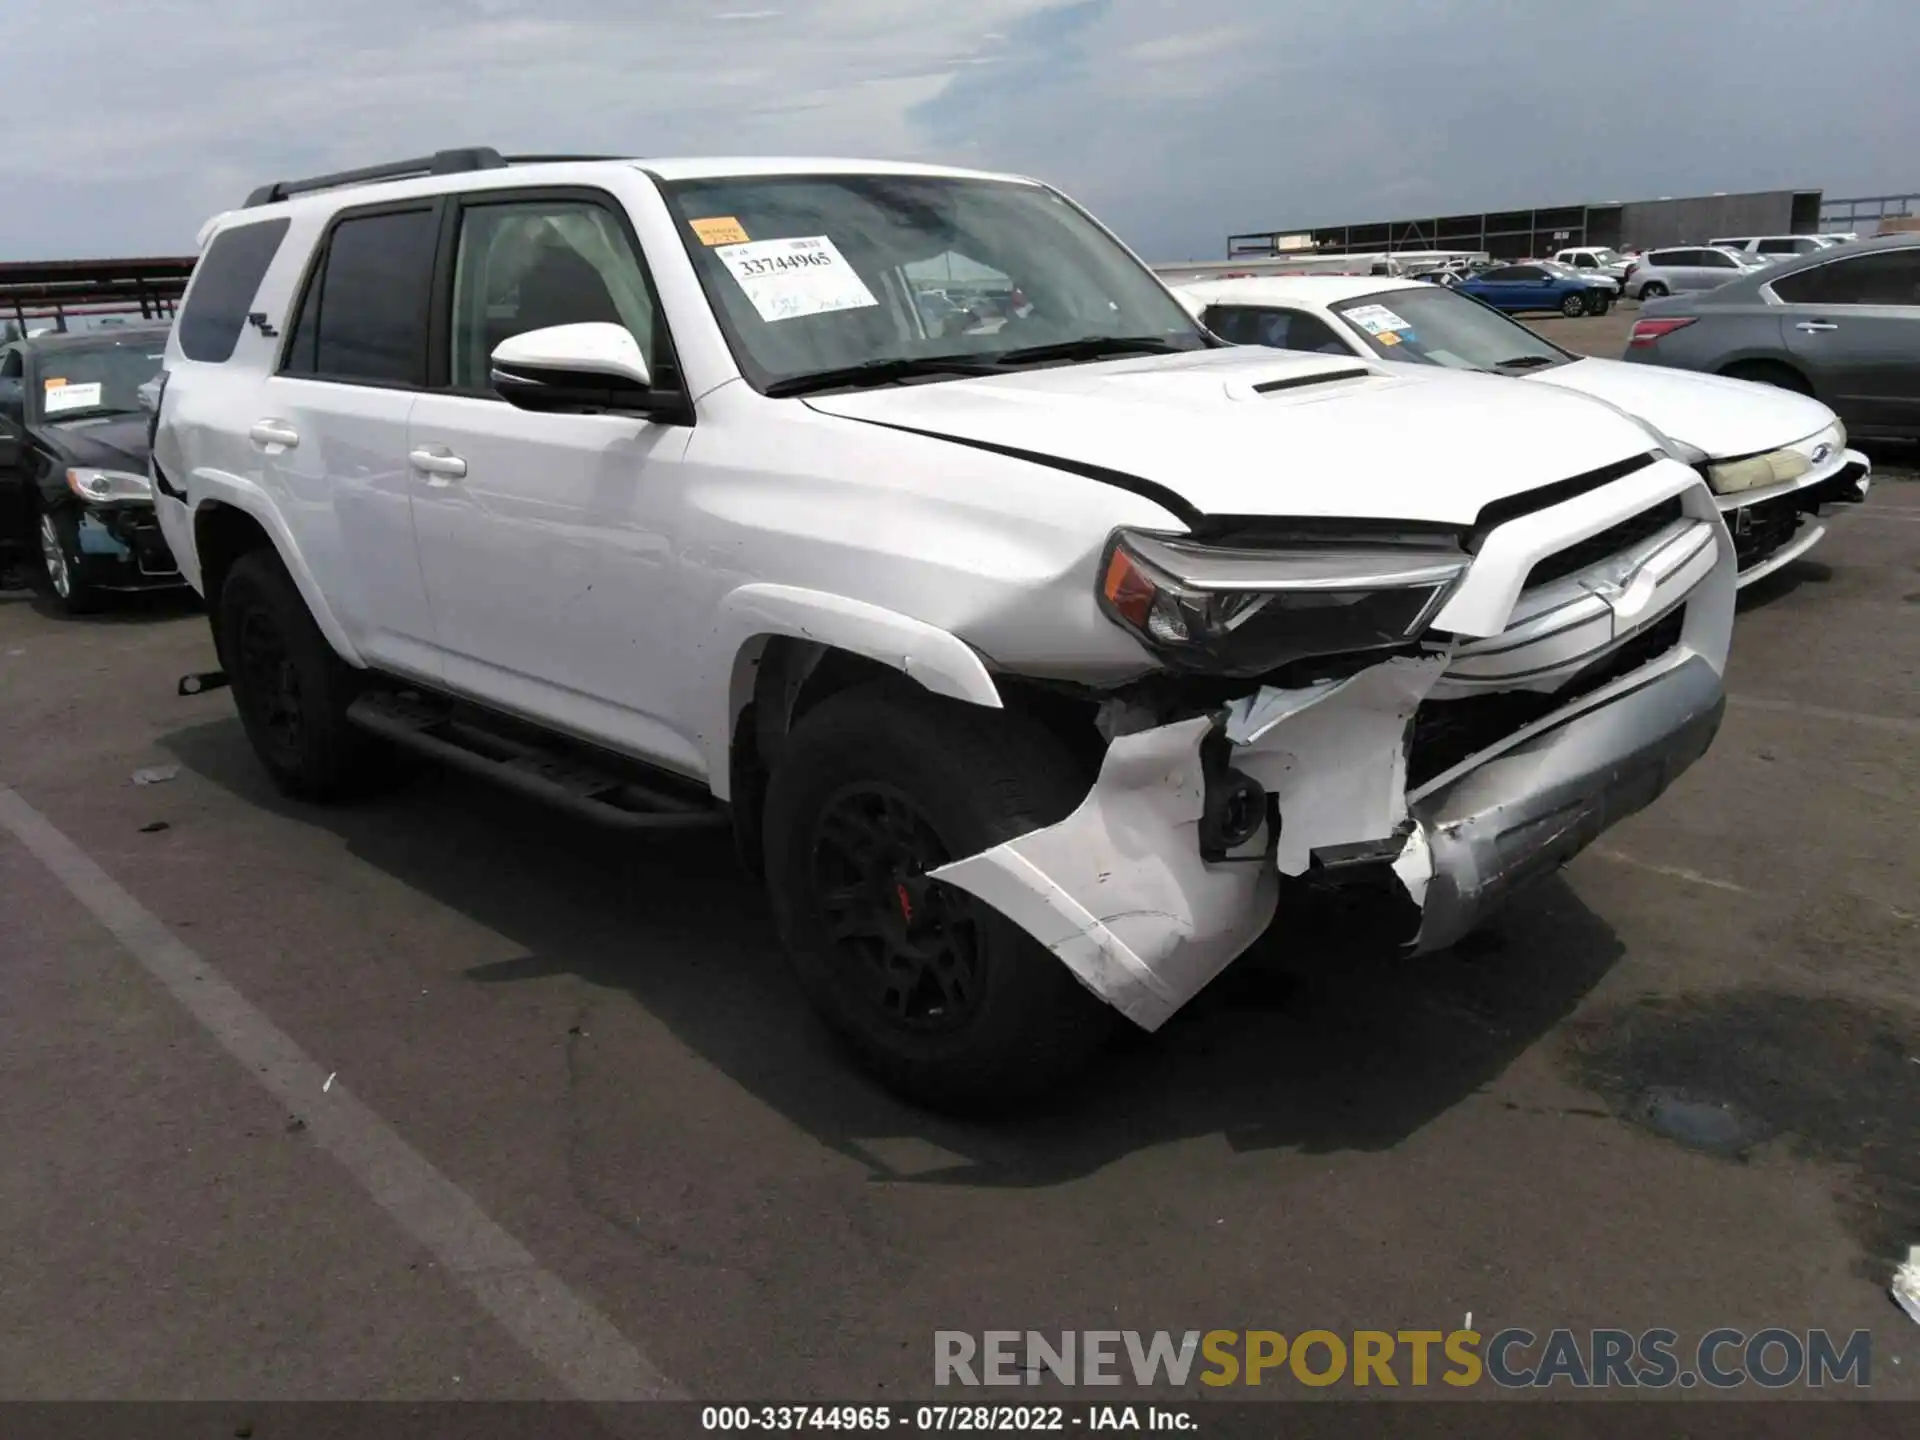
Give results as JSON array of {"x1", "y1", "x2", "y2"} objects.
[{"x1": 177, "y1": 218, "x2": 291, "y2": 363}]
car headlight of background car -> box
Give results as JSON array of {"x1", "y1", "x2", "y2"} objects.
[
  {"x1": 1705, "y1": 421, "x2": 1846, "y2": 496},
  {"x1": 1098, "y1": 528, "x2": 1467, "y2": 677},
  {"x1": 65, "y1": 467, "x2": 153, "y2": 503}
]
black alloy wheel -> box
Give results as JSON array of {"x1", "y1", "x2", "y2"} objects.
[
  {"x1": 234, "y1": 602, "x2": 306, "y2": 764},
  {"x1": 810, "y1": 781, "x2": 984, "y2": 1035}
]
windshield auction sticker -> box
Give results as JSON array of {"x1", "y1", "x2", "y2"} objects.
[
  {"x1": 1344, "y1": 304, "x2": 1413, "y2": 336},
  {"x1": 43, "y1": 380, "x2": 103, "y2": 414},
  {"x1": 716, "y1": 235, "x2": 879, "y2": 323},
  {"x1": 691, "y1": 216, "x2": 750, "y2": 246}
]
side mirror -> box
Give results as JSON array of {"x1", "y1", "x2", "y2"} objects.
[{"x1": 490, "y1": 323, "x2": 660, "y2": 416}]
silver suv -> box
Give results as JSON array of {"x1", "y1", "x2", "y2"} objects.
[{"x1": 1629, "y1": 246, "x2": 1766, "y2": 299}]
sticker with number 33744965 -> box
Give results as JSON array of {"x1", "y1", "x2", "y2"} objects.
[{"x1": 717, "y1": 236, "x2": 878, "y2": 323}]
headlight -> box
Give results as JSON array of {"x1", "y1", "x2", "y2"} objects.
[
  {"x1": 1704, "y1": 422, "x2": 1844, "y2": 496},
  {"x1": 1097, "y1": 529, "x2": 1467, "y2": 677},
  {"x1": 66, "y1": 467, "x2": 152, "y2": 502}
]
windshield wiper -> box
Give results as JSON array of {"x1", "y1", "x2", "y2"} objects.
[
  {"x1": 763, "y1": 355, "x2": 1002, "y2": 398},
  {"x1": 1490, "y1": 355, "x2": 1559, "y2": 371},
  {"x1": 991, "y1": 335, "x2": 1189, "y2": 366}
]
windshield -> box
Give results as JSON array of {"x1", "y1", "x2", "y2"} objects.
[
  {"x1": 659, "y1": 173, "x2": 1209, "y2": 394},
  {"x1": 1329, "y1": 287, "x2": 1574, "y2": 373},
  {"x1": 32, "y1": 339, "x2": 165, "y2": 423}
]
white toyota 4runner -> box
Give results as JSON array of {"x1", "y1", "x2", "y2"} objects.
[{"x1": 153, "y1": 149, "x2": 1735, "y2": 1109}]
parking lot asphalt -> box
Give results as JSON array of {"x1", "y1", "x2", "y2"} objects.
[{"x1": 1, "y1": 316, "x2": 1916, "y2": 1404}]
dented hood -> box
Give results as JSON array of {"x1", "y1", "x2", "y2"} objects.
[
  {"x1": 1529, "y1": 357, "x2": 1836, "y2": 460},
  {"x1": 804, "y1": 347, "x2": 1659, "y2": 525}
]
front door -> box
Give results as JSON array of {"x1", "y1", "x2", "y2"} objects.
[
  {"x1": 1776, "y1": 245, "x2": 1920, "y2": 435},
  {"x1": 406, "y1": 190, "x2": 701, "y2": 776}
]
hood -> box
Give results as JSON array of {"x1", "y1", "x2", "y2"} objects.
[
  {"x1": 803, "y1": 348, "x2": 1660, "y2": 526},
  {"x1": 30, "y1": 413, "x2": 150, "y2": 472},
  {"x1": 1529, "y1": 357, "x2": 1834, "y2": 459}
]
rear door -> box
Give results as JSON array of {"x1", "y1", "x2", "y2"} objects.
[
  {"x1": 1471, "y1": 265, "x2": 1531, "y2": 309},
  {"x1": 1689, "y1": 248, "x2": 1746, "y2": 292},
  {"x1": 1776, "y1": 245, "x2": 1920, "y2": 434},
  {"x1": 267, "y1": 202, "x2": 442, "y2": 676}
]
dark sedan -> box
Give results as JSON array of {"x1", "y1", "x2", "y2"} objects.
[
  {"x1": 1622, "y1": 233, "x2": 1920, "y2": 440},
  {"x1": 0, "y1": 325, "x2": 184, "y2": 613}
]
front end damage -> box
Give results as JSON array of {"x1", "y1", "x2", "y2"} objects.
[{"x1": 934, "y1": 461, "x2": 1736, "y2": 1030}]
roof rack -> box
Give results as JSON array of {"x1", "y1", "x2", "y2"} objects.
[{"x1": 243, "y1": 149, "x2": 629, "y2": 208}]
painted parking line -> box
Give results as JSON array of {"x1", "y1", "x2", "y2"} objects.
[
  {"x1": 1590, "y1": 848, "x2": 1751, "y2": 894},
  {"x1": 0, "y1": 784, "x2": 682, "y2": 1402}
]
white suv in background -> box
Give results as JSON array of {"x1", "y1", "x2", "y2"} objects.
[
  {"x1": 1709, "y1": 234, "x2": 1845, "y2": 261},
  {"x1": 151, "y1": 148, "x2": 1736, "y2": 1108}
]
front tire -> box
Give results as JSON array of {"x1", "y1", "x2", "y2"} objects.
[
  {"x1": 1560, "y1": 292, "x2": 1588, "y2": 317},
  {"x1": 217, "y1": 548, "x2": 389, "y2": 801},
  {"x1": 763, "y1": 684, "x2": 1115, "y2": 1111},
  {"x1": 33, "y1": 508, "x2": 108, "y2": 615},
  {"x1": 1640, "y1": 281, "x2": 1669, "y2": 300}
]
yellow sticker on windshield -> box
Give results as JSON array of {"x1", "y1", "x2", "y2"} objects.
[
  {"x1": 691, "y1": 216, "x2": 750, "y2": 246},
  {"x1": 44, "y1": 376, "x2": 66, "y2": 388},
  {"x1": 1376, "y1": 330, "x2": 1402, "y2": 345}
]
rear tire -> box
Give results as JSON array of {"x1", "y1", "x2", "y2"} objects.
[
  {"x1": 763, "y1": 683, "x2": 1115, "y2": 1112},
  {"x1": 217, "y1": 547, "x2": 391, "y2": 802}
]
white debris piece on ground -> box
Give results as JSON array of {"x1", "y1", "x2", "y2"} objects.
[
  {"x1": 1894, "y1": 1247, "x2": 1920, "y2": 1326},
  {"x1": 131, "y1": 766, "x2": 180, "y2": 786},
  {"x1": 322, "y1": 1072, "x2": 336, "y2": 1093}
]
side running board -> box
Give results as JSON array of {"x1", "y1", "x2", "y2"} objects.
[{"x1": 345, "y1": 690, "x2": 727, "y2": 833}]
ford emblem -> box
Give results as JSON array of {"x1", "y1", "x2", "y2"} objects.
[{"x1": 1811, "y1": 442, "x2": 1833, "y2": 465}]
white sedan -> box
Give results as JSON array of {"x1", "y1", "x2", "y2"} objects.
[{"x1": 1175, "y1": 276, "x2": 1871, "y2": 588}]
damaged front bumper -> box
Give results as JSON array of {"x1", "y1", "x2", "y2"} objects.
[{"x1": 934, "y1": 470, "x2": 1736, "y2": 1031}]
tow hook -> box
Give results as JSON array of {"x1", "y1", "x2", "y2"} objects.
[
  {"x1": 1198, "y1": 723, "x2": 1270, "y2": 862},
  {"x1": 178, "y1": 671, "x2": 230, "y2": 697}
]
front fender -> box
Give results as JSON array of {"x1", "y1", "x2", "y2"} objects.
[
  {"x1": 187, "y1": 473, "x2": 365, "y2": 668},
  {"x1": 702, "y1": 582, "x2": 1002, "y2": 800}
]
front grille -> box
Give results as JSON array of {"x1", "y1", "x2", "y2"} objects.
[
  {"x1": 1730, "y1": 493, "x2": 1805, "y2": 571},
  {"x1": 1407, "y1": 607, "x2": 1687, "y2": 789},
  {"x1": 1523, "y1": 497, "x2": 1685, "y2": 590}
]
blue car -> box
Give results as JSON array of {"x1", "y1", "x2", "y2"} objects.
[{"x1": 1457, "y1": 262, "x2": 1614, "y2": 317}]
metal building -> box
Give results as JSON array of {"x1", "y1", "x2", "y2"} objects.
[{"x1": 1228, "y1": 188, "x2": 1825, "y2": 261}]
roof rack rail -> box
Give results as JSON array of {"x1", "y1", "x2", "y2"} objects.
[
  {"x1": 499, "y1": 154, "x2": 628, "y2": 165},
  {"x1": 243, "y1": 149, "x2": 632, "y2": 208}
]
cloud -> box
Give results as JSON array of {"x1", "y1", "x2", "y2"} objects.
[{"x1": 2, "y1": 0, "x2": 1916, "y2": 262}]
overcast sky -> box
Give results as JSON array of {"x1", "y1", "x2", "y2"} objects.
[{"x1": 6, "y1": 0, "x2": 1916, "y2": 263}]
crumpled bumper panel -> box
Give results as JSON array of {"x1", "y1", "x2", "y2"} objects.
[
  {"x1": 928, "y1": 716, "x2": 1278, "y2": 1031},
  {"x1": 933, "y1": 650, "x2": 1724, "y2": 1031}
]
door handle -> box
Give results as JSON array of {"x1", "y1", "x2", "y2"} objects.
[
  {"x1": 248, "y1": 419, "x2": 299, "y2": 449},
  {"x1": 409, "y1": 447, "x2": 468, "y2": 484},
  {"x1": 1795, "y1": 321, "x2": 1838, "y2": 332}
]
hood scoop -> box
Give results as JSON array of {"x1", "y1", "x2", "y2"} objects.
[{"x1": 1225, "y1": 363, "x2": 1383, "y2": 401}]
